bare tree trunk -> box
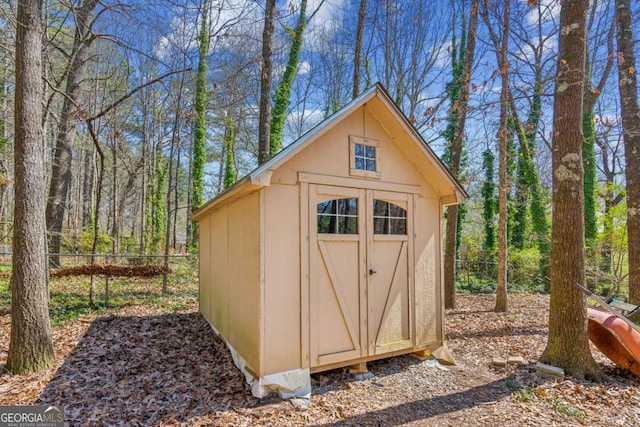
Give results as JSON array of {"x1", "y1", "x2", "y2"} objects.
[
  {"x1": 495, "y1": 0, "x2": 510, "y2": 313},
  {"x1": 615, "y1": 0, "x2": 640, "y2": 305},
  {"x1": 111, "y1": 125, "x2": 119, "y2": 254},
  {"x1": 540, "y1": 0, "x2": 600, "y2": 380},
  {"x1": 597, "y1": 135, "x2": 624, "y2": 276},
  {"x1": 258, "y1": 0, "x2": 276, "y2": 165},
  {"x1": 583, "y1": 3, "x2": 615, "y2": 273},
  {"x1": 46, "y1": 0, "x2": 99, "y2": 267},
  {"x1": 353, "y1": 0, "x2": 367, "y2": 99},
  {"x1": 7, "y1": 0, "x2": 55, "y2": 374},
  {"x1": 176, "y1": 135, "x2": 184, "y2": 251},
  {"x1": 86, "y1": 121, "x2": 105, "y2": 306},
  {"x1": 163, "y1": 112, "x2": 180, "y2": 292}
]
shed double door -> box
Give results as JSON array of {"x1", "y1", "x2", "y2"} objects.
[{"x1": 309, "y1": 184, "x2": 412, "y2": 368}]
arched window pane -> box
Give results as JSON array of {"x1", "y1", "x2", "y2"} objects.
[
  {"x1": 373, "y1": 200, "x2": 406, "y2": 235},
  {"x1": 317, "y1": 198, "x2": 358, "y2": 234}
]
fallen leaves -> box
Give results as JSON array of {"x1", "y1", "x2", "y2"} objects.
[
  {"x1": 1, "y1": 293, "x2": 639, "y2": 425},
  {"x1": 51, "y1": 264, "x2": 171, "y2": 278}
]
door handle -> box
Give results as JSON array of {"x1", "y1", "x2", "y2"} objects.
[{"x1": 369, "y1": 268, "x2": 377, "y2": 275}]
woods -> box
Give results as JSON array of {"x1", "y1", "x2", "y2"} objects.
[{"x1": 1, "y1": 0, "x2": 639, "y2": 381}]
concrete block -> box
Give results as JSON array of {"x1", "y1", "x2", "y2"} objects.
[
  {"x1": 535, "y1": 362, "x2": 565, "y2": 381},
  {"x1": 507, "y1": 356, "x2": 525, "y2": 366}
]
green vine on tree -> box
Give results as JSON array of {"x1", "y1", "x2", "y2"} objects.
[
  {"x1": 152, "y1": 144, "x2": 167, "y2": 251},
  {"x1": 442, "y1": 25, "x2": 468, "y2": 254},
  {"x1": 270, "y1": 0, "x2": 307, "y2": 157},
  {"x1": 223, "y1": 118, "x2": 237, "y2": 189},
  {"x1": 190, "y1": 0, "x2": 211, "y2": 250},
  {"x1": 482, "y1": 149, "x2": 496, "y2": 252}
]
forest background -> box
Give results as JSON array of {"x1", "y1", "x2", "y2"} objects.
[{"x1": 0, "y1": 0, "x2": 635, "y2": 299}]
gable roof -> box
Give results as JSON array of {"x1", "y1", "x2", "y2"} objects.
[{"x1": 193, "y1": 83, "x2": 467, "y2": 220}]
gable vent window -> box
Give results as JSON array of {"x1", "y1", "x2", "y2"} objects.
[
  {"x1": 373, "y1": 200, "x2": 407, "y2": 235},
  {"x1": 350, "y1": 136, "x2": 381, "y2": 178},
  {"x1": 317, "y1": 198, "x2": 358, "y2": 234}
]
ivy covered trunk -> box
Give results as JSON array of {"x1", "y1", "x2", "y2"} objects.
[
  {"x1": 223, "y1": 118, "x2": 237, "y2": 189},
  {"x1": 7, "y1": 0, "x2": 55, "y2": 374},
  {"x1": 443, "y1": 0, "x2": 479, "y2": 309},
  {"x1": 540, "y1": 0, "x2": 600, "y2": 380},
  {"x1": 615, "y1": 0, "x2": 640, "y2": 305},
  {"x1": 270, "y1": 0, "x2": 307, "y2": 157},
  {"x1": 190, "y1": 0, "x2": 211, "y2": 250}
]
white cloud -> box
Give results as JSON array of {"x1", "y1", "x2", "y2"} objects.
[
  {"x1": 525, "y1": 0, "x2": 561, "y2": 26},
  {"x1": 154, "y1": 0, "x2": 261, "y2": 60},
  {"x1": 298, "y1": 60, "x2": 311, "y2": 75},
  {"x1": 305, "y1": 0, "x2": 346, "y2": 48}
]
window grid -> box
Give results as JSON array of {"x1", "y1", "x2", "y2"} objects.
[
  {"x1": 354, "y1": 143, "x2": 377, "y2": 172},
  {"x1": 373, "y1": 200, "x2": 407, "y2": 235},
  {"x1": 317, "y1": 198, "x2": 358, "y2": 234}
]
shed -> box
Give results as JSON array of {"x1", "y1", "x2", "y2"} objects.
[{"x1": 192, "y1": 83, "x2": 466, "y2": 398}]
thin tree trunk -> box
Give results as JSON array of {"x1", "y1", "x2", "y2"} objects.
[
  {"x1": 258, "y1": 0, "x2": 276, "y2": 165},
  {"x1": 615, "y1": 0, "x2": 640, "y2": 305},
  {"x1": 7, "y1": 0, "x2": 55, "y2": 374},
  {"x1": 178, "y1": 135, "x2": 185, "y2": 251},
  {"x1": 111, "y1": 126, "x2": 119, "y2": 254},
  {"x1": 46, "y1": 0, "x2": 99, "y2": 267},
  {"x1": 444, "y1": 0, "x2": 479, "y2": 309},
  {"x1": 495, "y1": 0, "x2": 510, "y2": 313},
  {"x1": 269, "y1": 0, "x2": 308, "y2": 156},
  {"x1": 540, "y1": 0, "x2": 600, "y2": 380},
  {"x1": 86, "y1": 121, "x2": 105, "y2": 306},
  {"x1": 583, "y1": 5, "x2": 614, "y2": 268},
  {"x1": 353, "y1": 0, "x2": 367, "y2": 99}
]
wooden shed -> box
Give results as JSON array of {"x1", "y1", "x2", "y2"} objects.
[{"x1": 192, "y1": 83, "x2": 466, "y2": 398}]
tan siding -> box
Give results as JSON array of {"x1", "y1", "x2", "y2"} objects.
[
  {"x1": 194, "y1": 88, "x2": 460, "y2": 381},
  {"x1": 270, "y1": 105, "x2": 437, "y2": 198},
  {"x1": 227, "y1": 192, "x2": 261, "y2": 373},
  {"x1": 262, "y1": 184, "x2": 302, "y2": 374},
  {"x1": 414, "y1": 194, "x2": 441, "y2": 346},
  {"x1": 210, "y1": 205, "x2": 229, "y2": 338},
  {"x1": 199, "y1": 215, "x2": 212, "y2": 324}
]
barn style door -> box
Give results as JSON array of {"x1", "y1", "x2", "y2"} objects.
[
  {"x1": 309, "y1": 185, "x2": 412, "y2": 368},
  {"x1": 366, "y1": 190, "x2": 412, "y2": 355}
]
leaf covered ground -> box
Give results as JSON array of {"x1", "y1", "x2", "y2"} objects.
[{"x1": 1, "y1": 278, "x2": 640, "y2": 426}]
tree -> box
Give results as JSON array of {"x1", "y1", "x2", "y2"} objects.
[
  {"x1": 269, "y1": 0, "x2": 308, "y2": 156},
  {"x1": 190, "y1": 0, "x2": 211, "y2": 250},
  {"x1": 352, "y1": 0, "x2": 367, "y2": 99},
  {"x1": 443, "y1": 0, "x2": 479, "y2": 309},
  {"x1": 507, "y1": 1, "x2": 556, "y2": 281},
  {"x1": 223, "y1": 118, "x2": 237, "y2": 189},
  {"x1": 596, "y1": 120, "x2": 625, "y2": 276},
  {"x1": 480, "y1": 0, "x2": 510, "y2": 312},
  {"x1": 583, "y1": 0, "x2": 615, "y2": 269},
  {"x1": 481, "y1": 149, "x2": 496, "y2": 252},
  {"x1": 46, "y1": 0, "x2": 100, "y2": 267},
  {"x1": 258, "y1": 0, "x2": 276, "y2": 165},
  {"x1": 6, "y1": 0, "x2": 55, "y2": 374},
  {"x1": 539, "y1": 0, "x2": 600, "y2": 379},
  {"x1": 615, "y1": 0, "x2": 640, "y2": 304}
]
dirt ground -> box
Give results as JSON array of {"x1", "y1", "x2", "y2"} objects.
[{"x1": 2, "y1": 293, "x2": 639, "y2": 426}]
